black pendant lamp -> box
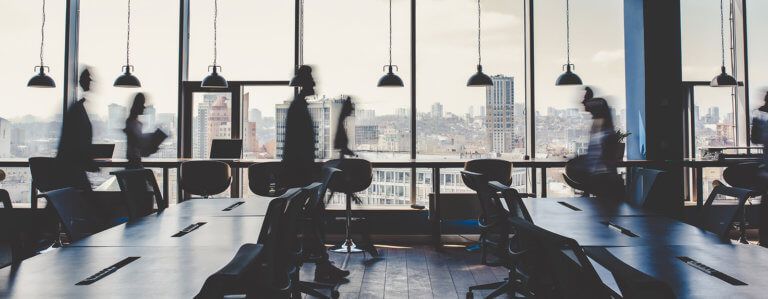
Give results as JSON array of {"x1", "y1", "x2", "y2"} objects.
[
  {"x1": 711, "y1": 0, "x2": 737, "y2": 87},
  {"x1": 28, "y1": 0, "x2": 55, "y2": 88},
  {"x1": 378, "y1": 0, "x2": 403, "y2": 87},
  {"x1": 202, "y1": 0, "x2": 228, "y2": 88},
  {"x1": 114, "y1": 0, "x2": 140, "y2": 87},
  {"x1": 555, "y1": 0, "x2": 582, "y2": 86},
  {"x1": 468, "y1": 0, "x2": 493, "y2": 87}
]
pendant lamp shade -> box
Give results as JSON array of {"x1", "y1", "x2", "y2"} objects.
[
  {"x1": 114, "y1": 0, "x2": 140, "y2": 88},
  {"x1": 202, "y1": 0, "x2": 228, "y2": 88},
  {"x1": 202, "y1": 66, "x2": 228, "y2": 88},
  {"x1": 467, "y1": 65, "x2": 493, "y2": 87},
  {"x1": 556, "y1": 0, "x2": 582, "y2": 86},
  {"x1": 468, "y1": 0, "x2": 492, "y2": 87},
  {"x1": 378, "y1": 66, "x2": 404, "y2": 87},
  {"x1": 556, "y1": 64, "x2": 582, "y2": 86},
  {"x1": 28, "y1": 66, "x2": 55, "y2": 88},
  {"x1": 378, "y1": 0, "x2": 403, "y2": 88},
  {"x1": 710, "y1": 0, "x2": 737, "y2": 87},
  {"x1": 114, "y1": 65, "x2": 141, "y2": 88},
  {"x1": 28, "y1": 0, "x2": 55, "y2": 88}
]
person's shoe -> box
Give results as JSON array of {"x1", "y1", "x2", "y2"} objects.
[{"x1": 314, "y1": 262, "x2": 350, "y2": 283}]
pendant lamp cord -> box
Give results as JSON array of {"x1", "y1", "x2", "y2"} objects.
[
  {"x1": 299, "y1": 0, "x2": 304, "y2": 66},
  {"x1": 388, "y1": 0, "x2": 393, "y2": 66},
  {"x1": 477, "y1": 0, "x2": 482, "y2": 66},
  {"x1": 213, "y1": 0, "x2": 218, "y2": 67},
  {"x1": 126, "y1": 0, "x2": 131, "y2": 66},
  {"x1": 566, "y1": 0, "x2": 571, "y2": 65},
  {"x1": 719, "y1": 0, "x2": 726, "y2": 68},
  {"x1": 39, "y1": 0, "x2": 46, "y2": 67}
]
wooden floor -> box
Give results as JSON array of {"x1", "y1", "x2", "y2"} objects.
[{"x1": 301, "y1": 245, "x2": 514, "y2": 299}]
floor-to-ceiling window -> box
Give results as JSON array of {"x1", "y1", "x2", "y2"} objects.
[
  {"x1": 534, "y1": 0, "x2": 627, "y2": 196},
  {"x1": 0, "y1": 1, "x2": 66, "y2": 205}
]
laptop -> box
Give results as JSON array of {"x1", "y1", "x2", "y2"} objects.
[
  {"x1": 91, "y1": 144, "x2": 116, "y2": 159},
  {"x1": 210, "y1": 139, "x2": 243, "y2": 159}
]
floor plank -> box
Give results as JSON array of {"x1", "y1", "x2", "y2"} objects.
[{"x1": 297, "y1": 245, "x2": 506, "y2": 299}]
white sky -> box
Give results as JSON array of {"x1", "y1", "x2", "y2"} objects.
[{"x1": 1, "y1": 0, "x2": 765, "y2": 121}]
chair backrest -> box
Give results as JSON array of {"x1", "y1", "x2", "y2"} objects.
[
  {"x1": 111, "y1": 169, "x2": 167, "y2": 220},
  {"x1": 181, "y1": 161, "x2": 232, "y2": 198},
  {"x1": 0, "y1": 189, "x2": 12, "y2": 209},
  {"x1": 248, "y1": 162, "x2": 286, "y2": 197},
  {"x1": 723, "y1": 162, "x2": 765, "y2": 192},
  {"x1": 488, "y1": 181, "x2": 533, "y2": 223},
  {"x1": 195, "y1": 243, "x2": 264, "y2": 299},
  {"x1": 256, "y1": 187, "x2": 313, "y2": 290},
  {"x1": 584, "y1": 247, "x2": 676, "y2": 299},
  {"x1": 698, "y1": 183, "x2": 755, "y2": 239},
  {"x1": 29, "y1": 157, "x2": 69, "y2": 193},
  {"x1": 324, "y1": 159, "x2": 372, "y2": 193},
  {"x1": 461, "y1": 171, "x2": 508, "y2": 229},
  {"x1": 463, "y1": 159, "x2": 512, "y2": 189},
  {"x1": 509, "y1": 217, "x2": 611, "y2": 299},
  {"x1": 43, "y1": 187, "x2": 105, "y2": 242},
  {"x1": 305, "y1": 167, "x2": 341, "y2": 215},
  {"x1": 627, "y1": 168, "x2": 681, "y2": 217}
]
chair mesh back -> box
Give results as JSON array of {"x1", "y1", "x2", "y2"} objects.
[
  {"x1": 324, "y1": 159, "x2": 372, "y2": 193},
  {"x1": 112, "y1": 169, "x2": 166, "y2": 220},
  {"x1": 463, "y1": 159, "x2": 512, "y2": 190},
  {"x1": 44, "y1": 187, "x2": 103, "y2": 242},
  {"x1": 461, "y1": 171, "x2": 508, "y2": 229},
  {"x1": 29, "y1": 157, "x2": 69, "y2": 192}
]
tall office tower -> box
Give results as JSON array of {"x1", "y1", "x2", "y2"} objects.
[
  {"x1": 242, "y1": 93, "x2": 259, "y2": 156},
  {"x1": 479, "y1": 105, "x2": 486, "y2": 117},
  {"x1": 485, "y1": 75, "x2": 515, "y2": 153},
  {"x1": 468, "y1": 105, "x2": 475, "y2": 118},
  {"x1": 107, "y1": 103, "x2": 127, "y2": 137},
  {"x1": 139, "y1": 105, "x2": 156, "y2": 133},
  {"x1": 0, "y1": 118, "x2": 11, "y2": 158},
  {"x1": 275, "y1": 96, "x2": 349, "y2": 159},
  {"x1": 194, "y1": 94, "x2": 229, "y2": 158},
  {"x1": 694, "y1": 105, "x2": 700, "y2": 122},
  {"x1": 708, "y1": 107, "x2": 720, "y2": 124},
  {"x1": 431, "y1": 102, "x2": 444, "y2": 118},
  {"x1": 395, "y1": 107, "x2": 409, "y2": 118}
]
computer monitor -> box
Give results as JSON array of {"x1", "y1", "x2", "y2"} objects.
[
  {"x1": 210, "y1": 139, "x2": 243, "y2": 159},
  {"x1": 91, "y1": 144, "x2": 115, "y2": 159}
]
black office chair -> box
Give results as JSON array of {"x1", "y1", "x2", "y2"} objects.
[
  {"x1": 0, "y1": 189, "x2": 11, "y2": 209},
  {"x1": 584, "y1": 247, "x2": 676, "y2": 299},
  {"x1": 324, "y1": 159, "x2": 377, "y2": 256},
  {"x1": 29, "y1": 157, "x2": 70, "y2": 208},
  {"x1": 563, "y1": 157, "x2": 591, "y2": 197},
  {"x1": 508, "y1": 217, "x2": 613, "y2": 299},
  {"x1": 627, "y1": 168, "x2": 681, "y2": 217},
  {"x1": 195, "y1": 243, "x2": 264, "y2": 299},
  {"x1": 111, "y1": 169, "x2": 167, "y2": 221},
  {"x1": 695, "y1": 181, "x2": 756, "y2": 243},
  {"x1": 464, "y1": 159, "x2": 535, "y2": 198},
  {"x1": 248, "y1": 161, "x2": 287, "y2": 197},
  {"x1": 42, "y1": 187, "x2": 108, "y2": 243},
  {"x1": 181, "y1": 161, "x2": 232, "y2": 198},
  {"x1": 462, "y1": 171, "x2": 534, "y2": 298}
]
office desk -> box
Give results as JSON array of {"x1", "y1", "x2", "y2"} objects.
[
  {"x1": 531, "y1": 215, "x2": 727, "y2": 247},
  {"x1": 159, "y1": 197, "x2": 271, "y2": 217},
  {"x1": 594, "y1": 245, "x2": 768, "y2": 299},
  {"x1": 0, "y1": 246, "x2": 244, "y2": 298},
  {"x1": 71, "y1": 214, "x2": 264, "y2": 248},
  {"x1": 522, "y1": 198, "x2": 656, "y2": 217}
]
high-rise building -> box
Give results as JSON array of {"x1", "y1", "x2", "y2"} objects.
[
  {"x1": 139, "y1": 105, "x2": 156, "y2": 133},
  {"x1": 431, "y1": 102, "x2": 444, "y2": 118},
  {"x1": 108, "y1": 103, "x2": 127, "y2": 138},
  {"x1": 485, "y1": 75, "x2": 515, "y2": 153},
  {"x1": 0, "y1": 118, "x2": 11, "y2": 158},
  {"x1": 249, "y1": 108, "x2": 262, "y2": 123},
  {"x1": 194, "y1": 94, "x2": 231, "y2": 158},
  {"x1": 275, "y1": 96, "x2": 349, "y2": 159}
]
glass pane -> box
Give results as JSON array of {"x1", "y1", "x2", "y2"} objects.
[
  {"x1": 0, "y1": 1, "x2": 66, "y2": 205},
  {"x1": 78, "y1": 0, "x2": 179, "y2": 162},
  {"x1": 304, "y1": 0, "x2": 411, "y2": 162},
  {"x1": 692, "y1": 87, "x2": 737, "y2": 158},
  {"x1": 534, "y1": 0, "x2": 627, "y2": 159},
  {"x1": 416, "y1": 0, "x2": 527, "y2": 160},
  {"x1": 192, "y1": 92, "x2": 232, "y2": 159},
  {"x1": 328, "y1": 168, "x2": 412, "y2": 208},
  {"x1": 747, "y1": 0, "x2": 768, "y2": 113},
  {"x1": 189, "y1": 0, "x2": 294, "y2": 81}
]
